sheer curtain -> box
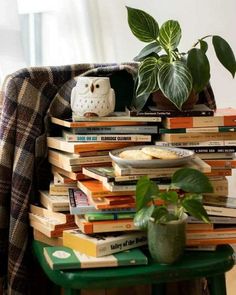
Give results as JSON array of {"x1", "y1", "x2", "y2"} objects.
[{"x1": 0, "y1": 0, "x2": 25, "y2": 82}]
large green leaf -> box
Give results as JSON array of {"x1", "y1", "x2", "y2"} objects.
[
  {"x1": 212, "y1": 35, "x2": 236, "y2": 78},
  {"x1": 171, "y1": 168, "x2": 213, "y2": 193},
  {"x1": 135, "y1": 176, "x2": 159, "y2": 211},
  {"x1": 134, "y1": 205, "x2": 154, "y2": 230},
  {"x1": 159, "y1": 20, "x2": 181, "y2": 51},
  {"x1": 182, "y1": 198, "x2": 210, "y2": 223},
  {"x1": 136, "y1": 56, "x2": 159, "y2": 97},
  {"x1": 134, "y1": 42, "x2": 162, "y2": 61},
  {"x1": 158, "y1": 61, "x2": 192, "y2": 110},
  {"x1": 131, "y1": 92, "x2": 151, "y2": 111},
  {"x1": 187, "y1": 48, "x2": 210, "y2": 93},
  {"x1": 126, "y1": 7, "x2": 159, "y2": 42}
]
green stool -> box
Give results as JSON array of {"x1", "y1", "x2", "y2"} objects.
[{"x1": 33, "y1": 240, "x2": 235, "y2": 295}]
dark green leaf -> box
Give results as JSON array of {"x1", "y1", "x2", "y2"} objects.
[
  {"x1": 126, "y1": 7, "x2": 159, "y2": 42},
  {"x1": 134, "y1": 42, "x2": 162, "y2": 61},
  {"x1": 135, "y1": 176, "x2": 159, "y2": 211},
  {"x1": 187, "y1": 48, "x2": 210, "y2": 93},
  {"x1": 171, "y1": 168, "x2": 213, "y2": 193},
  {"x1": 182, "y1": 198, "x2": 210, "y2": 223},
  {"x1": 199, "y1": 40, "x2": 208, "y2": 53},
  {"x1": 159, "y1": 20, "x2": 182, "y2": 51},
  {"x1": 131, "y1": 92, "x2": 151, "y2": 111},
  {"x1": 151, "y1": 206, "x2": 177, "y2": 223},
  {"x1": 136, "y1": 56, "x2": 159, "y2": 97},
  {"x1": 158, "y1": 61, "x2": 192, "y2": 110},
  {"x1": 212, "y1": 35, "x2": 236, "y2": 78},
  {"x1": 158, "y1": 191, "x2": 178, "y2": 204},
  {"x1": 134, "y1": 205, "x2": 154, "y2": 230}
]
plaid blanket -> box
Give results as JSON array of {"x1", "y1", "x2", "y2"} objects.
[{"x1": 0, "y1": 62, "x2": 216, "y2": 295}]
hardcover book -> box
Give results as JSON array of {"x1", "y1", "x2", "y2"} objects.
[
  {"x1": 127, "y1": 104, "x2": 214, "y2": 117},
  {"x1": 163, "y1": 108, "x2": 236, "y2": 129},
  {"x1": 62, "y1": 229, "x2": 147, "y2": 257},
  {"x1": 43, "y1": 246, "x2": 148, "y2": 270},
  {"x1": 47, "y1": 137, "x2": 134, "y2": 153}
]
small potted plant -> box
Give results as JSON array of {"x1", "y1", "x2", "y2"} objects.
[
  {"x1": 134, "y1": 167, "x2": 213, "y2": 264},
  {"x1": 126, "y1": 7, "x2": 236, "y2": 111}
]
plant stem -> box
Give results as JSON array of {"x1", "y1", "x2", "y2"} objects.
[{"x1": 192, "y1": 35, "x2": 213, "y2": 48}]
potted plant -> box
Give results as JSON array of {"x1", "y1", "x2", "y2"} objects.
[
  {"x1": 126, "y1": 7, "x2": 236, "y2": 111},
  {"x1": 134, "y1": 167, "x2": 213, "y2": 264}
]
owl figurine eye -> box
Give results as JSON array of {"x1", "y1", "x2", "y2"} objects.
[{"x1": 71, "y1": 76, "x2": 116, "y2": 118}]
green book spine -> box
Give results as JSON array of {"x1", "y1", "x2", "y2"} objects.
[
  {"x1": 159, "y1": 126, "x2": 236, "y2": 134},
  {"x1": 84, "y1": 212, "x2": 135, "y2": 221},
  {"x1": 43, "y1": 246, "x2": 148, "y2": 270}
]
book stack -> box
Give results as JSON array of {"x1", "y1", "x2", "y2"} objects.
[{"x1": 154, "y1": 107, "x2": 236, "y2": 246}]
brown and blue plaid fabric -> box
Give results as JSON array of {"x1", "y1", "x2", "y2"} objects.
[{"x1": 0, "y1": 62, "x2": 216, "y2": 295}]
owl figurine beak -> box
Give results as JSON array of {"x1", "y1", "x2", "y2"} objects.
[{"x1": 90, "y1": 84, "x2": 94, "y2": 93}]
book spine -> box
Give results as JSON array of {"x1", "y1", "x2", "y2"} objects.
[
  {"x1": 186, "y1": 147, "x2": 236, "y2": 153},
  {"x1": 187, "y1": 231, "x2": 236, "y2": 239},
  {"x1": 154, "y1": 140, "x2": 236, "y2": 147},
  {"x1": 159, "y1": 126, "x2": 236, "y2": 134},
  {"x1": 70, "y1": 126, "x2": 158, "y2": 134},
  {"x1": 161, "y1": 132, "x2": 236, "y2": 143},
  {"x1": 63, "y1": 132, "x2": 152, "y2": 142},
  {"x1": 76, "y1": 218, "x2": 137, "y2": 234},
  {"x1": 204, "y1": 159, "x2": 236, "y2": 169},
  {"x1": 164, "y1": 116, "x2": 226, "y2": 129},
  {"x1": 84, "y1": 212, "x2": 135, "y2": 221},
  {"x1": 204, "y1": 205, "x2": 236, "y2": 217},
  {"x1": 63, "y1": 231, "x2": 147, "y2": 257},
  {"x1": 128, "y1": 108, "x2": 213, "y2": 117}
]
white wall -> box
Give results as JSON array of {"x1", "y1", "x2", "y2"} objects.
[
  {"x1": 103, "y1": 0, "x2": 236, "y2": 109},
  {"x1": 40, "y1": 0, "x2": 236, "y2": 108}
]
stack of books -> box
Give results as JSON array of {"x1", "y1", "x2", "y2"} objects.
[{"x1": 154, "y1": 107, "x2": 236, "y2": 246}]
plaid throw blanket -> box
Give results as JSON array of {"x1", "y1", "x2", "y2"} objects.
[{"x1": 0, "y1": 62, "x2": 216, "y2": 295}]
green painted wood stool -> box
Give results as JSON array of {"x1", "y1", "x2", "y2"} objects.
[{"x1": 32, "y1": 240, "x2": 235, "y2": 295}]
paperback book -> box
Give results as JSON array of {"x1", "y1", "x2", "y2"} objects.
[
  {"x1": 62, "y1": 131, "x2": 152, "y2": 143},
  {"x1": 126, "y1": 104, "x2": 214, "y2": 117},
  {"x1": 68, "y1": 125, "x2": 158, "y2": 134},
  {"x1": 51, "y1": 116, "x2": 147, "y2": 128},
  {"x1": 74, "y1": 216, "x2": 137, "y2": 234},
  {"x1": 162, "y1": 107, "x2": 236, "y2": 129},
  {"x1": 47, "y1": 137, "x2": 134, "y2": 153},
  {"x1": 68, "y1": 188, "x2": 136, "y2": 215},
  {"x1": 62, "y1": 229, "x2": 147, "y2": 257},
  {"x1": 43, "y1": 246, "x2": 148, "y2": 270}
]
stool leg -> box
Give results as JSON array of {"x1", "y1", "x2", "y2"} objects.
[
  {"x1": 152, "y1": 283, "x2": 166, "y2": 295},
  {"x1": 207, "y1": 274, "x2": 227, "y2": 295},
  {"x1": 64, "y1": 288, "x2": 81, "y2": 295}
]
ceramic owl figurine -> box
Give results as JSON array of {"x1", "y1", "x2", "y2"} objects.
[{"x1": 71, "y1": 77, "x2": 116, "y2": 117}]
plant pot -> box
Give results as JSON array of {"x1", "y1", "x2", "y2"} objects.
[
  {"x1": 151, "y1": 90, "x2": 198, "y2": 111},
  {"x1": 147, "y1": 214, "x2": 187, "y2": 264}
]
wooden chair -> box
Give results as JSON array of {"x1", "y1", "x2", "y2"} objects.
[{"x1": 33, "y1": 240, "x2": 235, "y2": 295}]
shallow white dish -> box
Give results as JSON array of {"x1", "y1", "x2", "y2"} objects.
[{"x1": 109, "y1": 145, "x2": 195, "y2": 168}]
